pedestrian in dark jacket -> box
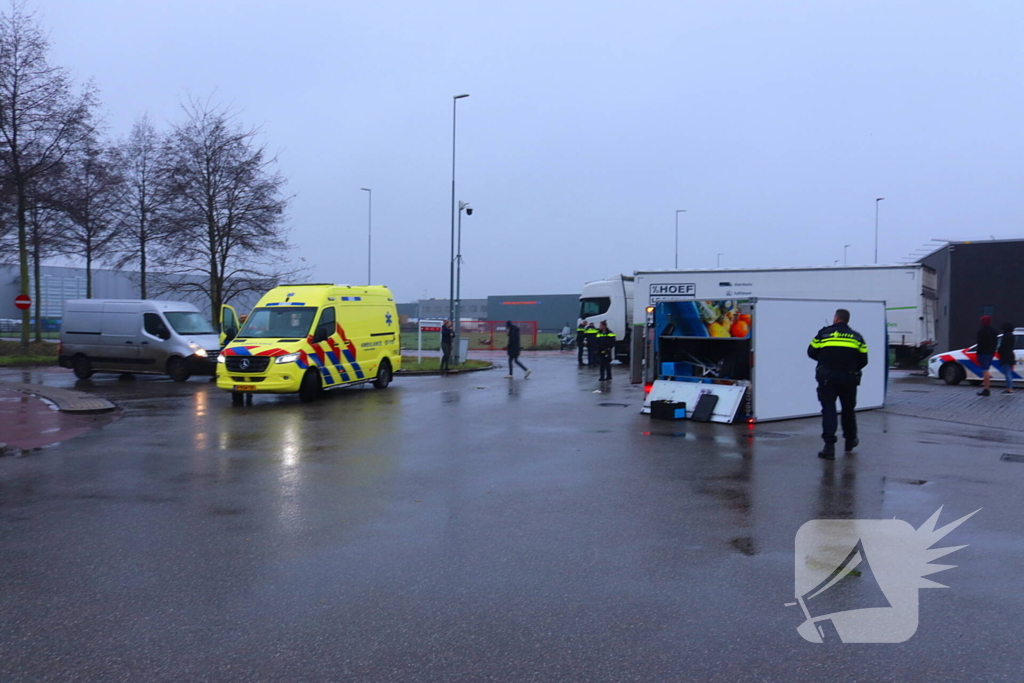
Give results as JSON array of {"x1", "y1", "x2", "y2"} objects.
[
  {"x1": 976, "y1": 315, "x2": 998, "y2": 396},
  {"x1": 596, "y1": 321, "x2": 616, "y2": 381},
  {"x1": 998, "y1": 322, "x2": 1016, "y2": 394},
  {"x1": 504, "y1": 321, "x2": 531, "y2": 379},
  {"x1": 807, "y1": 308, "x2": 869, "y2": 460},
  {"x1": 584, "y1": 322, "x2": 599, "y2": 366},
  {"x1": 440, "y1": 319, "x2": 454, "y2": 374},
  {"x1": 576, "y1": 320, "x2": 587, "y2": 366}
]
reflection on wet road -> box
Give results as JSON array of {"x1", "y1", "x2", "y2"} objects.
[{"x1": 1, "y1": 358, "x2": 1022, "y2": 680}]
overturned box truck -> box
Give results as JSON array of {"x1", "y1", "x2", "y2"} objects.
[
  {"x1": 640, "y1": 297, "x2": 888, "y2": 423},
  {"x1": 578, "y1": 265, "x2": 935, "y2": 371}
]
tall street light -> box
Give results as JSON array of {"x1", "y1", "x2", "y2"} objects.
[
  {"x1": 454, "y1": 201, "x2": 472, "y2": 364},
  {"x1": 844, "y1": 244, "x2": 851, "y2": 266},
  {"x1": 874, "y1": 197, "x2": 884, "y2": 264},
  {"x1": 449, "y1": 93, "x2": 470, "y2": 362},
  {"x1": 360, "y1": 188, "x2": 372, "y2": 284},
  {"x1": 674, "y1": 209, "x2": 686, "y2": 269}
]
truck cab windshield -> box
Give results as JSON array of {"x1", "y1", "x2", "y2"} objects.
[
  {"x1": 238, "y1": 307, "x2": 317, "y2": 339},
  {"x1": 164, "y1": 312, "x2": 216, "y2": 335},
  {"x1": 580, "y1": 297, "x2": 611, "y2": 318}
]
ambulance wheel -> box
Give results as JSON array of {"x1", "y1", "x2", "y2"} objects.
[
  {"x1": 940, "y1": 362, "x2": 965, "y2": 386},
  {"x1": 167, "y1": 357, "x2": 191, "y2": 382},
  {"x1": 72, "y1": 355, "x2": 94, "y2": 380},
  {"x1": 373, "y1": 359, "x2": 392, "y2": 389},
  {"x1": 231, "y1": 392, "x2": 245, "y2": 406},
  {"x1": 299, "y1": 369, "x2": 322, "y2": 403}
]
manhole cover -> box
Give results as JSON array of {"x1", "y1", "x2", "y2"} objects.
[
  {"x1": 598, "y1": 402, "x2": 630, "y2": 407},
  {"x1": 1001, "y1": 453, "x2": 1024, "y2": 463}
]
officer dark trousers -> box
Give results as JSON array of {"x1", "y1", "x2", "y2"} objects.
[
  {"x1": 599, "y1": 352, "x2": 612, "y2": 380},
  {"x1": 577, "y1": 330, "x2": 586, "y2": 365},
  {"x1": 818, "y1": 375, "x2": 858, "y2": 444},
  {"x1": 587, "y1": 338, "x2": 597, "y2": 366}
]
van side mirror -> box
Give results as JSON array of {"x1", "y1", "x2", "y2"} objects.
[
  {"x1": 158, "y1": 327, "x2": 171, "y2": 341},
  {"x1": 224, "y1": 326, "x2": 238, "y2": 342},
  {"x1": 312, "y1": 327, "x2": 328, "y2": 344}
]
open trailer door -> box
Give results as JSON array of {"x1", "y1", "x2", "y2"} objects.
[{"x1": 750, "y1": 298, "x2": 887, "y2": 422}]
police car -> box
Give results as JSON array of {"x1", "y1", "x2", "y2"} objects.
[{"x1": 927, "y1": 328, "x2": 1024, "y2": 385}]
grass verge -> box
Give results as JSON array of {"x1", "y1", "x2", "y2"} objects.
[
  {"x1": 398, "y1": 356, "x2": 492, "y2": 373},
  {"x1": 0, "y1": 340, "x2": 59, "y2": 366}
]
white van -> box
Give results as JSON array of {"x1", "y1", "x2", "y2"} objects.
[{"x1": 59, "y1": 300, "x2": 239, "y2": 381}]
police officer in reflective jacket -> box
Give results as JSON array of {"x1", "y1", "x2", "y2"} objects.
[
  {"x1": 596, "y1": 321, "x2": 616, "y2": 381},
  {"x1": 576, "y1": 320, "x2": 588, "y2": 366},
  {"x1": 807, "y1": 308, "x2": 869, "y2": 460}
]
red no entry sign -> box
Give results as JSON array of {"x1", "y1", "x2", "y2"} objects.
[{"x1": 14, "y1": 294, "x2": 31, "y2": 310}]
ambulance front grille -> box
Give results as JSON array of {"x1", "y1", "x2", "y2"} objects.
[{"x1": 225, "y1": 356, "x2": 271, "y2": 373}]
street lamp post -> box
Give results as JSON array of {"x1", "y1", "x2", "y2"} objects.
[
  {"x1": 717, "y1": 253, "x2": 724, "y2": 268},
  {"x1": 674, "y1": 209, "x2": 686, "y2": 269},
  {"x1": 454, "y1": 201, "x2": 472, "y2": 364},
  {"x1": 874, "y1": 197, "x2": 884, "y2": 264},
  {"x1": 844, "y1": 244, "x2": 851, "y2": 266},
  {"x1": 360, "y1": 188, "x2": 372, "y2": 284},
  {"x1": 449, "y1": 93, "x2": 469, "y2": 364}
]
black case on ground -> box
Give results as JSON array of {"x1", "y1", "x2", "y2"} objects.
[{"x1": 690, "y1": 394, "x2": 719, "y2": 422}]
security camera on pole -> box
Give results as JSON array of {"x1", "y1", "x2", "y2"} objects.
[{"x1": 454, "y1": 201, "x2": 472, "y2": 364}]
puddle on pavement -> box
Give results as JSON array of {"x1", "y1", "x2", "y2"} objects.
[
  {"x1": 729, "y1": 537, "x2": 755, "y2": 556},
  {"x1": 598, "y1": 402, "x2": 630, "y2": 407}
]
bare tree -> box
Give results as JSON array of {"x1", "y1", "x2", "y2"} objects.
[
  {"x1": 158, "y1": 97, "x2": 299, "y2": 328},
  {"x1": 109, "y1": 114, "x2": 169, "y2": 298},
  {"x1": 0, "y1": 2, "x2": 96, "y2": 346},
  {"x1": 25, "y1": 173, "x2": 62, "y2": 339},
  {"x1": 51, "y1": 140, "x2": 122, "y2": 297}
]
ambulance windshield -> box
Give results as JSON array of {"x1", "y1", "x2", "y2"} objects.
[{"x1": 238, "y1": 307, "x2": 317, "y2": 339}]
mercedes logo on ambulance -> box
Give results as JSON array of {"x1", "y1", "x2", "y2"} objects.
[{"x1": 239, "y1": 358, "x2": 251, "y2": 370}]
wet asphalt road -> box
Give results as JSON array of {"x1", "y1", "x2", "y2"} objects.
[{"x1": 1, "y1": 356, "x2": 1023, "y2": 681}]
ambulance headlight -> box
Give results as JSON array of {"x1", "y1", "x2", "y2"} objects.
[
  {"x1": 217, "y1": 354, "x2": 226, "y2": 364},
  {"x1": 275, "y1": 352, "x2": 301, "y2": 364}
]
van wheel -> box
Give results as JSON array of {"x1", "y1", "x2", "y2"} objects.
[
  {"x1": 231, "y1": 392, "x2": 245, "y2": 406},
  {"x1": 373, "y1": 359, "x2": 392, "y2": 389},
  {"x1": 940, "y1": 362, "x2": 965, "y2": 385},
  {"x1": 72, "y1": 355, "x2": 93, "y2": 380},
  {"x1": 299, "y1": 369, "x2": 322, "y2": 403},
  {"x1": 167, "y1": 357, "x2": 191, "y2": 382}
]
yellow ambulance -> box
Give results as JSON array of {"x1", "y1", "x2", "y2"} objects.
[{"x1": 216, "y1": 284, "x2": 401, "y2": 404}]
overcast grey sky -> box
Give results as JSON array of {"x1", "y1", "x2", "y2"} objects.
[{"x1": 41, "y1": 0, "x2": 1024, "y2": 302}]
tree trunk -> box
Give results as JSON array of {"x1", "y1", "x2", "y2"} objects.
[
  {"x1": 86, "y1": 248, "x2": 93, "y2": 299},
  {"x1": 139, "y1": 231, "x2": 147, "y2": 299},
  {"x1": 33, "y1": 235, "x2": 42, "y2": 342},
  {"x1": 16, "y1": 180, "x2": 30, "y2": 348}
]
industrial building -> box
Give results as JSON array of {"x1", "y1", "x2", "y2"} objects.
[{"x1": 919, "y1": 239, "x2": 1024, "y2": 351}]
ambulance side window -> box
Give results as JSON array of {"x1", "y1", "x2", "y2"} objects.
[
  {"x1": 314, "y1": 307, "x2": 336, "y2": 342},
  {"x1": 1016, "y1": 335, "x2": 1024, "y2": 350}
]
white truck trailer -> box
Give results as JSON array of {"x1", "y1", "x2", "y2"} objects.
[
  {"x1": 579, "y1": 274, "x2": 634, "y2": 362},
  {"x1": 623, "y1": 265, "x2": 936, "y2": 382}
]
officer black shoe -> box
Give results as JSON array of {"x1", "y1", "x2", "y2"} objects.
[
  {"x1": 844, "y1": 437, "x2": 859, "y2": 452},
  {"x1": 978, "y1": 388, "x2": 990, "y2": 396},
  {"x1": 818, "y1": 444, "x2": 836, "y2": 460}
]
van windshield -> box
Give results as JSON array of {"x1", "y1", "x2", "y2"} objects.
[
  {"x1": 238, "y1": 307, "x2": 317, "y2": 339},
  {"x1": 164, "y1": 312, "x2": 216, "y2": 335}
]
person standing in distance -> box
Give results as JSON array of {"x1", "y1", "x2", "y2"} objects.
[
  {"x1": 504, "y1": 320, "x2": 531, "y2": 379},
  {"x1": 998, "y1": 321, "x2": 1016, "y2": 394},
  {"x1": 975, "y1": 315, "x2": 998, "y2": 396},
  {"x1": 576, "y1": 319, "x2": 587, "y2": 366},
  {"x1": 584, "y1": 322, "x2": 599, "y2": 367},
  {"x1": 440, "y1": 319, "x2": 454, "y2": 375},
  {"x1": 807, "y1": 308, "x2": 868, "y2": 460},
  {"x1": 596, "y1": 321, "x2": 616, "y2": 381}
]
